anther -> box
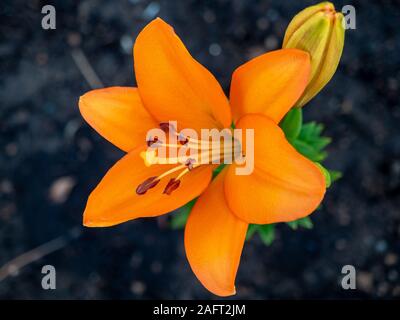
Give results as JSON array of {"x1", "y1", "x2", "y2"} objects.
[
  {"x1": 163, "y1": 178, "x2": 181, "y2": 195},
  {"x1": 185, "y1": 158, "x2": 196, "y2": 170},
  {"x1": 146, "y1": 136, "x2": 160, "y2": 147},
  {"x1": 159, "y1": 122, "x2": 176, "y2": 133},
  {"x1": 178, "y1": 134, "x2": 189, "y2": 145},
  {"x1": 136, "y1": 176, "x2": 160, "y2": 195}
]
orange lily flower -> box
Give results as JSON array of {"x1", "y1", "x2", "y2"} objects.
[{"x1": 79, "y1": 18, "x2": 326, "y2": 296}]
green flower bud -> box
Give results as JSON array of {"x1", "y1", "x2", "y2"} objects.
[{"x1": 283, "y1": 2, "x2": 345, "y2": 107}]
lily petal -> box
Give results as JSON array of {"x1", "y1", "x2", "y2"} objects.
[
  {"x1": 84, "y1": 146, "x2": 213, "y2": 227},
  {"x1": 230, "y1": 49, "x2": 310, "y2": 123},
  {"x1": 185, "y1": 169, "x2": 247, "y2": 296},
  {"x1": 134, "y1": 18, "x2": 231, "y2": 132},
  {"x1": 224, "y1": 114, "x2": 325, "y2": 224},
  {"x1": 79, "y1": 87, "x2": 157, "y2": 152}
]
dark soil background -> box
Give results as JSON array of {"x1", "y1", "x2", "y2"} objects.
[{"x1": 0, "y1": 0, "x2": 399, "y2": 299}]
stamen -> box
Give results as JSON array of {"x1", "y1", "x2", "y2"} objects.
[
  {"x1": 136, "y1": 165, "x2": 185, "y2": 195},
  {"x1": 178, "y1": 134, "x2": 189, "y2": 145},
  {"x1": 185, "y1": 158, "x2": 196, "y2": 170},
  {"x1": 158, "y1": 122, "x2": 206, "y2": 145},
  {"x1": 138, "y1": 128, "x2": 243, "y2": 196},
  {"x1": 158, "y1": 122, "x2": 237, "y2": 150},
  {"x1": 157, "y1": 164, "x2": 186, "y2": 180},
  {"x1": 163, "y1": 178, "x2": 181, "y2": 195},
  {"x1": 136, "y1": 176, "x2": 160, "y2": 195},
  {"x1": 155, "y1": 141, "x2": 225, "y2": 151},
  {"x1": 176, "y1": 168, "x2": 189, "y2": 180},
  {"x1": 146, "y1": 136, "x2": 160, "y2": 147},
  {"x1": 159, "y1": 122, "x2": 176, "y2": 133},
  {"x1": 176, "y1": 163, "x2": 201, "y2": 180},
  {"x1": 156, "y1": 142, "x2": 196, "y2": 149}
]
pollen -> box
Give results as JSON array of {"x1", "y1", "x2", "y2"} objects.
[
  {"x1": 163, "y1": 178, "x2": 181, "y2": 195},
  {"x1": 136, "y1": 176, "x2": 160, "y2": 195}
]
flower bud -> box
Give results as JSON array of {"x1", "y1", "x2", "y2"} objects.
[{"x1": 283, "y1": 2, "x2": 345, "y2": 107}]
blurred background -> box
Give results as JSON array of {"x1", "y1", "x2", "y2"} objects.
[{"x1": 0, "y1": 0, "x2": 399, "y2": 299}]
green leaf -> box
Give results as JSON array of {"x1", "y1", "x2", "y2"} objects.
[
  {"x1": 287, "y1": 217, "x2": 313, "y2": 230},
  {"x1": 212, "y1": 164, "x2": 226, "y2": 179},
  {"x1": 291, "y1": 139, "x2": 327, "y2": 162},
  {"x1": 328, "y1": 170, "x2": 342, "y2": 182},
  {"x1": 246, "y1": 224, "x2": 275, "y2": 245},
  {"x1": 246, "y1": 224, "x2": 258, "y2": 240},
  {"x1": 299, "y1": 122, "x2": 323, "y2": 141},
  {"x1": 280, "y1": 108, "x2": 303, "y2": 140},
  {"x1": 258, "y1": 224, "x2": 275, "y2": 245},
  {"x1": 315, "y1": 162, "x2": 331, "y2": 188},
  {"x1": 298, "y1": 122, "x2": 331, "y2": 150},
  {"x1": 297, "y1": 217, "x2": 313, "y2": 229},
  {"x1": 288, "y1": 118, "x2": 332, "y2": 162},
  {"x1": 287, "y1": 220, "x2": 299, "y2": 230},
  {"x1": 170, "y1": 199, "x2": 196, "y2": 229},
  {"x1": 311, "y1": 137, "x2": 331, "y2": 151}
]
